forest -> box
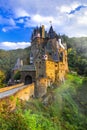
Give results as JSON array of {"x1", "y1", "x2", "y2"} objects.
[{"x1": 63, "y1": 36, "x2": 87, "y2": 76}]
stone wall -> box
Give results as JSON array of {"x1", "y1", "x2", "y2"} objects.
[
  {"x1": 21, "y1": 71, "x2": 36, "y2": 83},
  {"x1": 0, "y1": 83, "x2": 34, "y2": 110},
  {"x1": 45, "y1": 60, "x2": 55, "y2": 82},
  {"x1": 0, "y1": 83, "x2": 24, "y2": 93},
  {"x1": 35, "y1": 78, "x2": 51, "y2": 97}
]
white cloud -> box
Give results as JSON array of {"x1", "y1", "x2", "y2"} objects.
[
  {"x1": 76, "y1": 9, "x2": 87, "y2": 25},
  {"x1": 32, "y1": 14, "x2": 54, "y2": 23},
  {"x1": 2, "y1": 26, "x2": 19, "y2": 32},
  {"x1": 0, "y1": 16, "x2": 16, "y2": 26},
  {"x1": 0, "y1": 16, "x2": 17, "y2": 32},
  {"x1": 0, "y1": 42, "x2": 31, "y2": 50},
  {"x1": 30, "y1": 14, "x2": 55, "y2": 29},
  {"x1": 77, "y1": 16, "x2": 87, "y2": 25},
  {"x1": 2, "y1": 28, "x2": 7, "y2": 32},
  {"x1": 56, "y1": 2, "x2": 80, "y2": 13},
  {"x1": 14, "y1": 8, "x2": 30, "y2": 17},
  {"x1": 9, "y1": 18, "x2": 16, "y2": 26},
  {"x1": 16, "y1": 19, "x2": 24, "y2": 23},
  {"x1": 1, "y1": 0, "x2": 87, "y2": 38},
  {"x1": 22, "y1": 1, "x2": 87, "y2": 37}
]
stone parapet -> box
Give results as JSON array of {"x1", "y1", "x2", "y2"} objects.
[{"x1": 0, "y1": 83, "x2": 24, "y2": 93}]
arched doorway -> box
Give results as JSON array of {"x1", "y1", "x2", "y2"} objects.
[{"x1": 25, "y1": 75, "x2": 32, "y2": 85}]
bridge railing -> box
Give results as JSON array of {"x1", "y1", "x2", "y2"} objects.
[{"x1": 0, "y1": 83, "x2": 24, "y2": 93}]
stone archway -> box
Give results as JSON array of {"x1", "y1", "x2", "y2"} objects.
[{"x1": 25, "y1": 75, "x2": 32, "y2": 85}]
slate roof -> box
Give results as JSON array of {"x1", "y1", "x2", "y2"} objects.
[{"x1": 20, "y1": 65, "x2": 36, "y2": 71}]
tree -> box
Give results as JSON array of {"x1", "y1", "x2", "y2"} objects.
[
  {"x1": 0, "y1": 70, "x2": 5, "y2": 88},
  {"x1": 14, "y1": 71, "x2": 21, "y2": 80},
  {"x1": 68, "y1": 48, "x2": 77, "y2": 70}
]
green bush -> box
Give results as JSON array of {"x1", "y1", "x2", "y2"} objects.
[{"x1": 0, "y1": 109, "x2": 58, "y2": 130}]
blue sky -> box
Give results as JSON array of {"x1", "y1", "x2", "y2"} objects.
[{"x1": 0, "y1": 0, "x2": 87, "y2": 50}]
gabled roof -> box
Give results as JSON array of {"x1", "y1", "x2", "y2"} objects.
[
  {"x1": 13, "y1": 58, "x2": 23, "y2": 71},
  {"x1": 20, "y1": 65, "x2": 36, "y2": 71}
]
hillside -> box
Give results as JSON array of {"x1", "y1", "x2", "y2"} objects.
[
  {"x1": 0, "y1": 73, "x2": 87, "y2": 130},
  {"x1": 62, "y1": 36, "x2": 87, "y2": 56},
  {"x1": 62, "y1": 36, "x2": 87, "y2": 76},
  {"x1": 69, "y1": 37, "x2": 87, "y2": 57},
  {"x1": 0, "y1": 47, "x2": 30, "y2": 81}
]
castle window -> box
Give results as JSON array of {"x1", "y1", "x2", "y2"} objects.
[
  {"x1": 49, "y1": 52, "x2": 52, "y2": 56},
  {"x1": 39, "y1": 75, "x2": 43, "y2": 77},
  {"x1": 55, "y1": 65, "x2": 57, "y2": 67},
  {"x1": 59, "y1": 52, "x2": 63, "y2": 62}
]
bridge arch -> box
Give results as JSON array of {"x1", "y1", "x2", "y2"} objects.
[{"x1": 25, "y1": 75, "x2": 32, "y2": 85}]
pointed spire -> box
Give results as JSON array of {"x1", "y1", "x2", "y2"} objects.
[
  {"x1": 49, "y1": 25, "x2": 54, "y2": 33},
  {"x1": 48, "y1": 25, "x2": 55, "y2": 39}
]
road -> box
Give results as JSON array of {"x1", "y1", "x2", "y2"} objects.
[{"x1": 0, "y1": 85, "x2": 27, "y2": 99}]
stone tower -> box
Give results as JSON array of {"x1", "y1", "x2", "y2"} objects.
[{"x1": 30, "y1": 25, "x2": 68, "y2": 82}]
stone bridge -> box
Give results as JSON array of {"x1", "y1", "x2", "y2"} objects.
[
  {"x1": 0, "y1": 77, "x2": 51, "y2": 110},
  {"x1": 0, "y1": 83, "x2": 34, "y2": 110}
]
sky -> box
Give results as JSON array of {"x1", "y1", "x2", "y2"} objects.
[{"x1": 0, "y1": 0, "x2": 87, "y2": 50}]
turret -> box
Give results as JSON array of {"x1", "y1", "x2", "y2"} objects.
[
  {"x1": 42, "y1": 25, "x2": 45, "y2": 38},
  {"x1": 48, "y1": 25, "x2": 56, "y2": 39}
]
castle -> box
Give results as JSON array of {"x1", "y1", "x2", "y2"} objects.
[{"x1": 20, "y1": 25, "x2": 68, "y2": 97}]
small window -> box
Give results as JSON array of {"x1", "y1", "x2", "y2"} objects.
[
  {"x1": 39, "y1": 75, "x2": 43, "y2": 77},
  {"x1": 49, "y1": 52, "x2": 52, "y2": 56},
  {"x1": 59, "y1": 52, "x2": 63, "y2": 62}
]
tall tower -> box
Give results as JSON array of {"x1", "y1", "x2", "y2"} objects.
[{"x1": 42, "y1": 25, "x2": 45, "y2": 38}]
